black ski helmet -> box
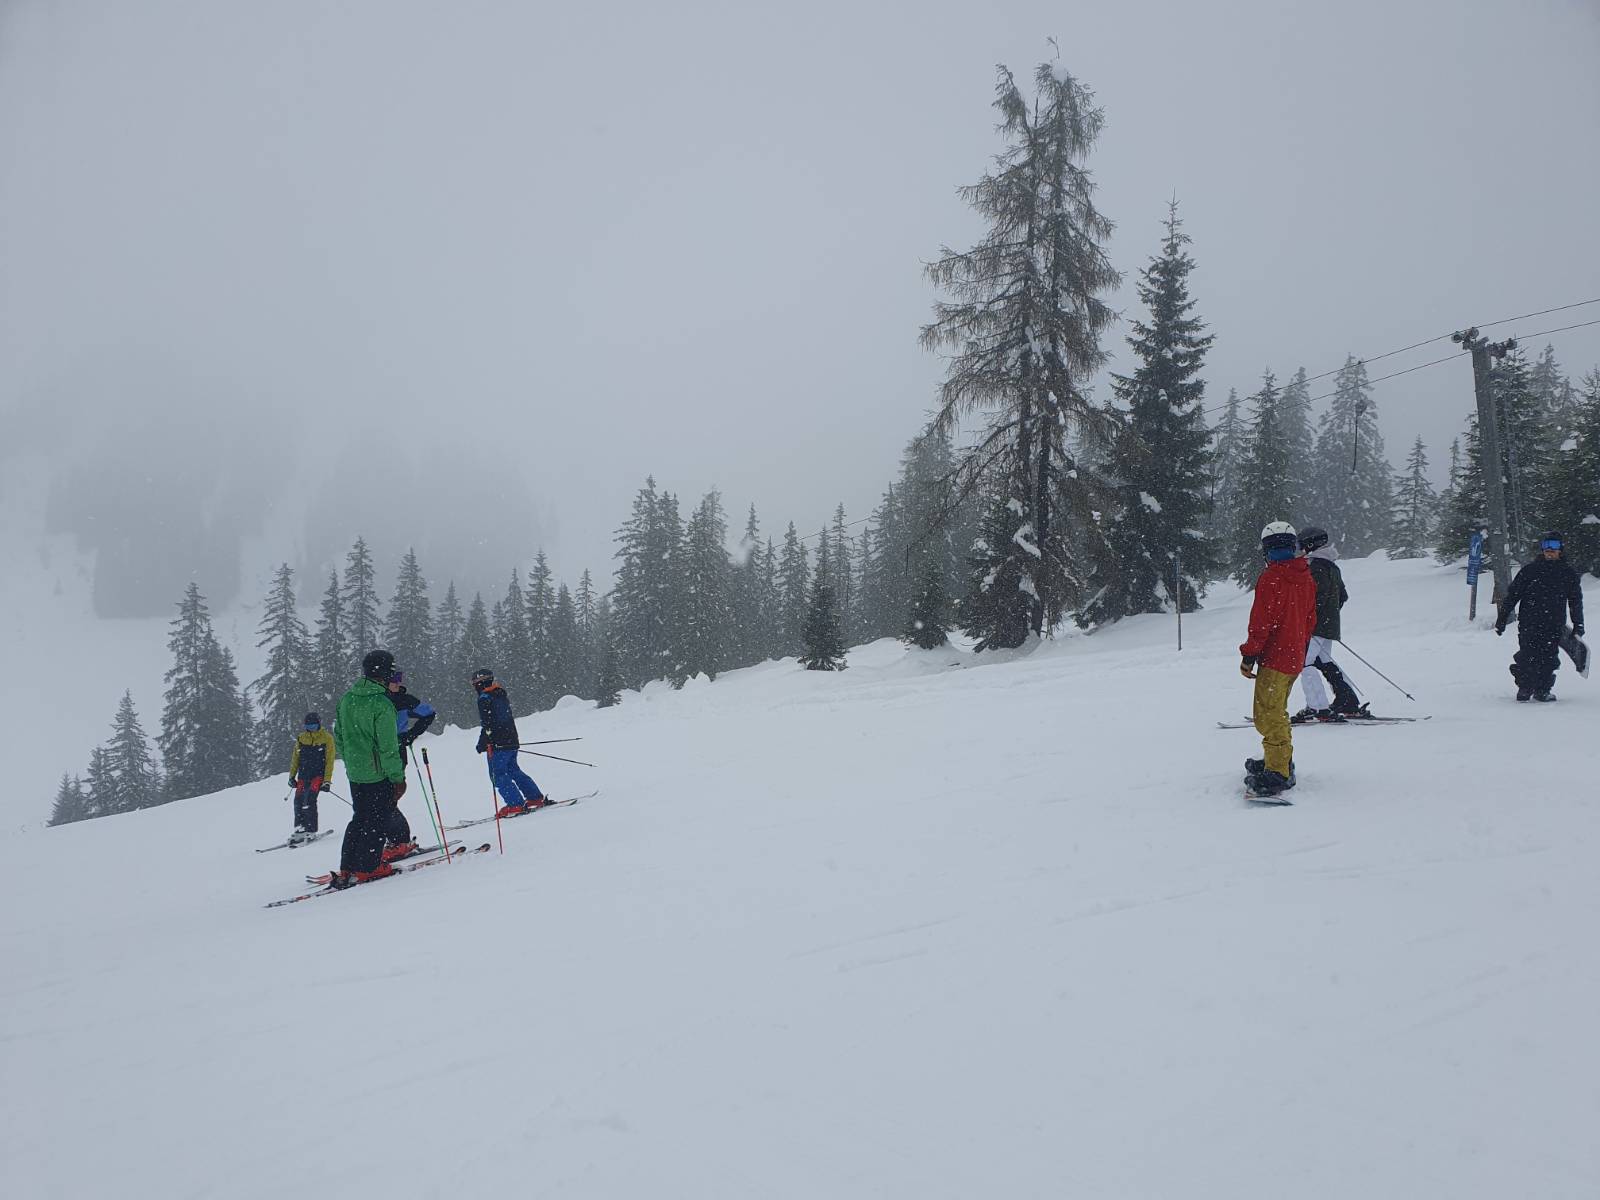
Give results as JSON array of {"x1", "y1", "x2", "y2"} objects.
[
  {"x1": 471, "y1": 667, "x2": 494, "y2": 689},
  {"x1": 1298, "y1": 526, "x2": 1330, "y2": 553},
  {"x1": 362, "y1": 648, "x2": 396, "y2": 682},
  {"x1": 303, "y1": 712, "x2": 321, "y2": 727}
]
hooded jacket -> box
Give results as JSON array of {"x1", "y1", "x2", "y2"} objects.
[
  {"x1": 1241, "y1": 556, "x2": 1318, "y2": 675},
  {"x1": 288, "y1": 728, "x2": 337, "y2": 782},
  {"x1": 335, "y1": 677, "x2": 406, "y2": 785},
  {"x1": 1306, "y1": 546, "x2": 1348, "y2": 641},
  {"x1": 474, "y1": 682, "x2": 520, "y2": 752},
  {"x1": 1500, "y1": 555, "x2": 1584, "y2": 633}
]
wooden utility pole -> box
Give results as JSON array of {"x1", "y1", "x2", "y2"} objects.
[{"x1": 1452, "y1": 327, "x2": 1517, "y2": 604}]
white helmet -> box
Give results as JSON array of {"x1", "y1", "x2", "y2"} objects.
[{"x1": 1260, "y1": 520, "x2": 1296, "y2": 540}]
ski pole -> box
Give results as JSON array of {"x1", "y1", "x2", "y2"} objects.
[
  {"x1": 420, "y1": 747, "x2": 451, "y2": 860},
  {"x1": 1336, "y1": 639, "x2": 1416, "y2": 702},
  {"x1": 324, "y1": 788, "x2": 355, "y2": 809},
  {"x1": 486, "y1": 750, "x2": 504, "y2": 856},
  {"x1": 410, "y1": 747, "x2": 450, "y2": 863},
  {"x1": 516, "y1": 748, "x2": 595, "y2": 768},
  {"x1": 522, "y1": 738, "x2": 583, "y2": 746}
]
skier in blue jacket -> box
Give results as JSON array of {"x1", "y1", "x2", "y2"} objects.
[{"x1": 472, "y1": 668, "x2": 547, "y2": 815}]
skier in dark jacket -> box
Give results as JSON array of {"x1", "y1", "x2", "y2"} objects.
[
  {"x1": 472, "y1": 668, "x2": 547, "y2": 815},
  {"x1": 379, "y1": 670, "x2": 437, "y2": 858},
  {"x1": 1292, "y1": 526, "x2": 1365, "y2": 723},
  {"x1": 330, "y1": 649, "x2": 408, "y2": 885},
  {"x1": 1496, "y1": 531, "x2": 1585, "y2": 702}
]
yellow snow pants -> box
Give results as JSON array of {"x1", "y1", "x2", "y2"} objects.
[{"x1": 1252, "y1": 666, "x2": 1296, "y2": 777}]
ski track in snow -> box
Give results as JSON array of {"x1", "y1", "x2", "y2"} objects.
[{"x1": 1, "y1": 555, "x2": 1597, "y2": 1197}]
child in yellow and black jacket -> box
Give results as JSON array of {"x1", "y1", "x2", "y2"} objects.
[{"x1": 287, "y1": 712, "x2": 338, "y2": 843}]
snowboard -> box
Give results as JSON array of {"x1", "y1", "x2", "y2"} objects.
[{"x1": 1560, "y1": 625, "x2": 1590, "y2": 678}]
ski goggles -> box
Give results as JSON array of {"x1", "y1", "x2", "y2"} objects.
[
  {"x1": 304, "y1": 721, "x2": 320, "y2": 731},
  {"x1": 1541, "y1": 538, "x2": 1563, "y2": 551}
]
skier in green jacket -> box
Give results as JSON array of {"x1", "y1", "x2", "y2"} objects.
[{"x1": 330, "y1": 649, "x2": 408, "y2": 886}]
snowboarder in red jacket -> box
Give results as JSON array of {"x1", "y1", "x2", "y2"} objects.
[{"x1": 1239, "y1": 521, "x2": 1318, "y2": 797}]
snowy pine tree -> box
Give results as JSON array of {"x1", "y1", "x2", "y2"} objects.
[
  {"x1": 903, "y1": 562, "x2": 952, "y2": 649},
  {"x1": 83, "y1": 746, "x2": 116, "y2": 821},
  {"x1": 1278, "y1": 366, "x2": 1317, "y2": 522},
  {"x1": 48, "y1": 773, "x2": 89, "y2": 827},
  {"x1": 340, "y1": 537, "x2": 383, "y2": 668},
  {"x1": 1228, "y1": 371, "x2": 1296, "y2": 585},
  {"x1": 595, "y1": 638, "x2": 623, "y2": 708},
  {"x1": 611, "y1": 479, "x2": 676, "y2": 688},
  {"x1": 1546, "y1": 370, "x2": 1600, "y2": 578},
  {"x1": 105, "y1": 690, "x2": 161, "y2": 813},
  {"x1": 799, "y1": 577, "x2": 847, "y2": 671},
  {"x1": 524, "y1": 552, "x2": 555, "y2": 707},
  {"x1": 311, "y1": 570, "x2": 349, "y2": 713},
  {"x1": 777, "y1": 522, "x2": 810, "y2": 658},
  {"x1": 249, "y1": 563, "x2": 313, "y2": 773},
  {"x1": 1084, "y1": 201, "x2": 1215, "y2": 622},
  {"x1": 828, "y1": 504, "x2": 855, "y2": 643},
  {"x1": 158, "y1": 584, "x2": 253, "y2": 802},
  {"x1": 382, "y1": 549, "x2": 434, "y2": 697},
  {"x1": 1388, "y1": 436, "x2": 1437, "y2": 560},
  {"x1": 1493, "y1": 345, "x2": 1557, "y2": 553},
  {"x1": 545, "y1": 584, "x2": 583, "y2": 701},
  {"x1": 1435, "y1": 416, "x2": 1490, "y2": 565},
  {"x1": 675, "y1": 490, "x2": 733, "y2": 683},
  {"x1": 922, "y1": 60, "x2": 1121, "y2": 638},
  {"x1": 1310, "y1": 357, "x2": 1393, "y2": 556},
  {"x1": 1207, "y1": 388, "x2": 1246, "y2": 539},
  {"x1": 961, "y1": 492, "x2": 1038, "y2": 651},
  {"x1": 433, "y1": 582, "x2": 467, "y2": 727},
  {"x1": 457, "y1": 593, "x2": 494, "y2": 682},
  {"x1": 574, "y1": 569, "x2": 600, "y2": 698},
  {"x1": 493, "y1": 569, "x2": 535, "y2": 703}
]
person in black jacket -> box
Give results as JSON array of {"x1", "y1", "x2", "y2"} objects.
[
  {"x1": 1292, "y1": 526, "x2": 1365, "y2": 723},
  {"x1": 1496, "y1": 531, "x2": 1585, "y2": 702},
  {"x1": 378, "y1": 669, "x2": 438, "y2": 857},
  {"x1": 472, "y1": 668, "x2": 547, "y2": 815}
]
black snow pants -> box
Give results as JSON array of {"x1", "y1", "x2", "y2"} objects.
[
  {"x1": 292, "y1": 775, "x2": 323, "y2": 833},
  {"x1": 1511, "y1": 621, "x2": 1561, "y2": 694},
  {"x1": 341, "y1": 780, "x2": 395, "y2": 873}
]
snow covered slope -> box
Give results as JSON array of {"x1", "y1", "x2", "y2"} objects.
[{"x1": 3, "y1": 556, "x2": 1597, "y2": 1198}]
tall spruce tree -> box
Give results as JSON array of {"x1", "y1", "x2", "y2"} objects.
[
  {"x1": 731, "y1": 506, "x2": 769, "y2": 668},
  {"x1": 1208, "y1": 387, "x2": 1247, "y2": 539},
  {"x1": 545, "y1": 584, "x2": 583, "y2": 701},
  {"x1": 1083, "y1": 201, "x2": 1215, "y2": 623},
  {"x1": 340, "y1": 537, "x2": 383, "y2": 667},
  {"x1": 249, "y1": 563, "x2": 313, "y2": 772},
  {"x1": 611, "y1": 479, "x2": 677, "y2": 688},
  {"x1": 106, "y1": 690, "x2": 161, "y2": 813},
  {"x1": 828, "y1": 504, "x2": 855, "y2": 643},
  {"x1": 903, "y1": 562, "x2": 952, "y2": 649},
  {"x1": 1310, "y1": 357, "x2": 1393, "y2": 556},
  {"x1": 777, "y1": 522, "x2": 810, "y2": 658},
  {"x1": 799, "y1": 577, "x2": 847, "y2": 671},
  {"x1": 433, "y1": 582, "x2": 467, "y2": 727},
  {"x1": 524, "y1": 552, "x2": 555, "y2": 707},
  {"x1": 1545, "y1": 370, "x2": 1600, "y2": 578},
  {"x1": 1388, "y1": 436, "x2": 1437, "y2": 560},
  {"x1": 84, "y1": 746, "x2": 116, "y2": 820},
  {"x1": 595, "y1": 637, "x2": 623, "y2": 708},
  {"x1": 311, "y1": 570, "x2": 349, "y2": 713},
  {"x1": 1435, "y1": 416, "x2": 1489, "y2": 565},
  {"x1": 574, "y1": 570, "x2": 600, "y2": 697},
  {"x1": 921, "y1": 60, "x2": 1122, "y2": 638},
  {"x1": 458, "y1": 593, "x2": 495, "y2": 683},
  {"x1": 1278, "y1": 366, "x2": 1317, "y2": 521},
  {"x1": 49, "y1": 773, "x2": 89, "y2": 827},
  {"x1": 494, "y1": 569, "x2": 535, "y2": 703},
  {"x1": 1228, "y1": 371, "x2": 1296, "y2": 585},
  {"x1": 382, "y1": 549, "x2": 434, "y2": 695},
  {"x1": 1493, "y1": 345, "x2": 1557, "y2": 553},
  {"x1": 676, "y1": 490, "x2": 733, "y2": 683},
  {"x1": 158, "y1": 584, "x2": 253, "y2": 802},
  {"x1": 961, "y1": 490, "x2": 1038, "y2": 650}
]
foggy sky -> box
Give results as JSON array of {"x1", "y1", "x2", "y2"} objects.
[{"x1": 3, "y1": 0, "x2": 1598, "y2": 606}]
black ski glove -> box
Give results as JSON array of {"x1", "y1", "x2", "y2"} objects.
[
  {"x1": 1574, "y1": 624, "x2": 1585, "y2": 637},
  {"x1": 1494, "y1": 622, "x2": 1505, "y2": 636},
  {"x1": 320, "y1": 782, "x2": 331, "y2": 793},
  {"x1": 1240, "y1": 655, "x2": 1258, "y2": 679},
  {"x1": 475, "y1": 735, "x2": 488, "y2": 754}
]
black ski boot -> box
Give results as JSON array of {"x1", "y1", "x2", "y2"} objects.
[
  {"x1": 1246, "y1": 769, "x2": 1294, "y2": 798},
  {"x1": 1533, "y1": 691, "x2": 1556, "y2": 702},
  {"x1": 1516, "y1": 687, "x2": 1532, "y2": 702},
  {"x1": 1244, "y1": 759, "x2": 1295, "y2": 783}
]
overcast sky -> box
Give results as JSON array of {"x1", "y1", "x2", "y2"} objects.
[{"x1": 2, "y1": 0, "x2": 1597, "y2": 599}]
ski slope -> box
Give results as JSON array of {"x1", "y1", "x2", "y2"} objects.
[{"x1": 3, "y1": 556, "x2": 1596, "y2": 1198}]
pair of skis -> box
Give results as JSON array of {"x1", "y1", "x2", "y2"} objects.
[
  {"x1": 1216, "y1": 714, "x2": 1429, "y2": 730},
  {"x1": 443, "y1": 791, "x2": 596, "y2": 832},
  {"x1": 265, "y1": 842, "x2": 493, "y2": 908},
  {"x1": 255, "y1": 829, "x2": 336, "y2": 853}
]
